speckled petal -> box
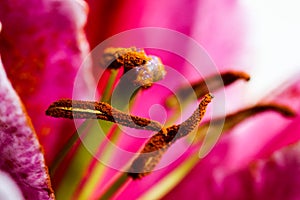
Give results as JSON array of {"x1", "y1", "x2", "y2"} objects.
[
  {"x1": 0, "y1": 0, "x2": 94, "y2": 164},
  {"x1": 0, "y1": 61, "x2": 54, "y2": 199}
]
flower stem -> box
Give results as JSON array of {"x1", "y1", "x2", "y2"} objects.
[
  {"x1": 101, "y1": 69, "x2": 120, "y2": 103},
  {"x1": 76, "y1": 89, "x2": 142, "y2": 199},
  {"x1": 49, "y1": 120, "x2": 89, "y2": 176},
  {"x1": 166, "y1": 71, "x2": 250, "y2": 108},
  {"x1": 139, "y1": 153, "x2": 199, "y2": 200},
  {"x1": 98, "y1": 173, "x2": 130, "y2": 200},
  {"x1": 75, "y1": 127, "x2": 121, "y2": 199}
]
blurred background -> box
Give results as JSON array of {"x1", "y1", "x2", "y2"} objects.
[{"x1": 243, "y1": 0, "x2": 300, "y2": 100}]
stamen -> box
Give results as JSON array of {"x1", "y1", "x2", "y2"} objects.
[
  {"x1": 132, "y1": 56, "x2": 166, "y2": 88},
  {"x1": 220, "y1": 103, "x2": 296, "y2": 129},
  {"x1": 101, "y1": 47, "x2": 150, "y2": 69},
  {"x1": 128, "y1": 94, "x2": 213, "y2": 179},
  {"x1": 101, "y1": 47, "x2": 167, "y2": 88},
  {"x1": 194, "y1": 103, "x2": 296, "y2": 143},
  {"x1": 46, "y1": 99, "x2": 163, "y2": 131},
  {"x1": 166, "y1": 71, "x2": 250, "y2": 108}
]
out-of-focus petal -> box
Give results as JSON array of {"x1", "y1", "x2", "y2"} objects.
[
  {"x1": 161, "y1": 75, "x2": 300, "y2": 199},
  {"x1": 257, "y1": 74, "x2": 300, "y2": 157},
  {"x1": 163, "y1": 141, "x2": 300, "y2": 200},
  {"x1": 253, "y1": 143, "x2": 300, "y2": 200},
  {"x1": 0, "y1": 61, "x2": 54, "y2": 199},
  {"x1": 85, "y1": 0, "x2": 198, "y2": 47},
  {"x1": 0, "y1": 0, "x2": 94, "y2": 164},
  {"x1": 85, "y1": 0, "x2": 247, "y2": 72},
  {"x1": 220, "y1": 74, "x2": 300, "y2": 171},
  {"x1": 0, "y1": 171, "x2": 24, "y2": 200},
  {"x1": 190, "y1": 0, "x2": 247, "y2": 69}
]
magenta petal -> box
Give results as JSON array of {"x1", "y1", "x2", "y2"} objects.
[
  {"x1": 253, "y1": 144, "x2": 300, "y2": 200},
  {"x1": 86, "y1": 0, "x2": 199, "y2": 42},
  {"x1": 85, "y1": 0, "x2": 247, "y2": 71},
  {"x1": 0, "y1": 62, "x2": 54, "y2": 199},
  {"x1": 0, "y1": 0, "x2": 93, "y2": 164},
  {"x1": 206, "y1": 75, "x2": 300, "y2": 171},
  {"x1": 162, "y1": 142, "x2": 300, "y2": 200},
  {"x1": 257, "y1": 75, "x2": 300, "y2": 157},
  {"x1": 161, "y1": 76, "x2": 300, "y2": 199}
]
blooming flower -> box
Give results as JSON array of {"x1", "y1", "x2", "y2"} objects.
[{"x1": 0, "y1": 0, "x2": 299, "y2": 200}]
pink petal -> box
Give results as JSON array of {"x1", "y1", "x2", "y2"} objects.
[
  {"x1": 85, "y1": 0, "x2": 247, "y2": 72},
  {"x1": 0, "y1": 0, "x2": 94, "y2": 164},
  {"x1": 253, "y1": 144, "x2": 300, "y2": 200},
  {"x1": 221, "y1": 74, "x2": 300, "y2": 170},
  {"x1": 257, "y1": 74, "x2": 300, "y2": 157},
  {"x1": 0, "y1": 61, "x2": 54, "y2": 199},
  {"x1": 161, "y1": 76, "x2": 300, "y2": 199},
  {"x1": 85, "y1": 0, "x2": 199, "y2": 45},
  {"x1": 163, "y1": 141, "x2": 300, "y2": 199}
]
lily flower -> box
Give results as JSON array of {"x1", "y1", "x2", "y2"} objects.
[{"x1": 0, "y1": 0, "x2": 299, "y2": 200}]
